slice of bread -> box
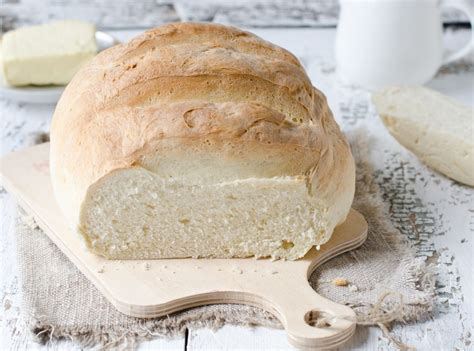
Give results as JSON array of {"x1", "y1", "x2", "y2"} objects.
[{"x1": 373, "y1": 86, "x2": 474, "y2": 186}]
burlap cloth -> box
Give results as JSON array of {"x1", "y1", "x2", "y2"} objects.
[{"x1": 15, "y1": 130, "x2": 436, "y2": 349}]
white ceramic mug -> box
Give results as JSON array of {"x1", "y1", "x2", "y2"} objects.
[{"x1": 335, "y1": 0, "x2": 474, "y2": 89}]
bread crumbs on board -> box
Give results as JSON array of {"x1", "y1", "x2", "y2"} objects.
[{"x1": 332, "y1": 277, "x2": 349, "y2": 286}]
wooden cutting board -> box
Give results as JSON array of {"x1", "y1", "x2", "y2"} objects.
[{"x1": 0, "y1": 143, "x2": 368, "y2": 350}]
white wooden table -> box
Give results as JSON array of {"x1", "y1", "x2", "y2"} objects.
[{"x1": 1, "y1": 27, "x2": 473, "y2": 350}]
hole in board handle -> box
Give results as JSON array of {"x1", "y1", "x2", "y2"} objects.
[{"x1": 304, "y1": 310, "x2": 334, "y2": 328}]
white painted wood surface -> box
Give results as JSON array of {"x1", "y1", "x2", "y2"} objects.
[
  {"x1": 1, "y1": 0, "x2": 467, "y2": 32},
  {"x1": 1, "y1": 28, "x2": 473, "y2": 350}
]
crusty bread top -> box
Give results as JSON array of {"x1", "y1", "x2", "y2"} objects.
[{"x1": 50, "y1": 22, "x2": 354, "y2": 224}]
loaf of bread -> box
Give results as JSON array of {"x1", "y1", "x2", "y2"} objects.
[
  {"x1": 373, "y1": 86, "x2": 473, "y2": 187},
  {"x1": 50, "y1": 23, "x2": 355, "y2": 260}
]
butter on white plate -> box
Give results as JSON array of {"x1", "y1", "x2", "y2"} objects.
[{"x1": 1, "y1": 20, "x2": 97, "y2": 87}]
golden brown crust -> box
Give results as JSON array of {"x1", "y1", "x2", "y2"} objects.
[{"x1": 50, "y1": 22, "x2": 354, "y2": 228}]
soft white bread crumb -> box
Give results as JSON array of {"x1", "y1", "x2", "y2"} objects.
[
  {"x1": 373, "y1": 86, "x2": 474, "y2": 186},
  {"x1": 82, "y1": 170, "x2": 336, "y2": 260}
]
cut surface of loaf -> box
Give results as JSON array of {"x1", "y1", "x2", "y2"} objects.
[
  {"x1": 84, "y1": 171, "x2": 330, "y2": 260},
  {"x1": 373, "y1": 86, "x2": 474, "y2": 187},
  {"x1": 50, "y1": 22, "x2": 355, "y2": 260}
]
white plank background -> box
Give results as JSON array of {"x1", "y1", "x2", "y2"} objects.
[
  {"x1": 0, "y1": 0, "x2": 469, "y2": 32},
  {"x1": 1, "y1": 27, "x2": 473, "y2": 350}
]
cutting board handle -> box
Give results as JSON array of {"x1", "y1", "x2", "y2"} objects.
[{"x1": 267, "y1": 282, "x2": 356, "y2": 349}]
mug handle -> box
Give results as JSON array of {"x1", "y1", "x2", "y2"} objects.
[{"x1": 440, "y1": 0, "x2": 474, "y2": 64}]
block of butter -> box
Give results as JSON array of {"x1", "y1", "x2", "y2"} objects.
[{"x1": 0, "y1": 20, "x2": 97, "y2": 86}]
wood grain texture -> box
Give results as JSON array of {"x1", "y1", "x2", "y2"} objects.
[{"x1": 0, "y1": 143, "x2": 367, "y2": 350}]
